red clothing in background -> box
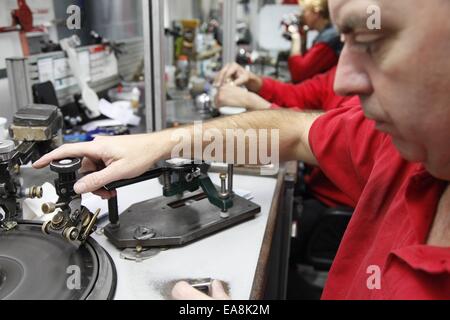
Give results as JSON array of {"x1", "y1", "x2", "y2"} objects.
[
  {"x1": 289, "y1": 42, "x2": 339, "y2": 83},
  {"x1": 259, "y1": 67, "x2": 359, "y2": 207},
  {"x1": 309, "y1": 106, "x2": 450, "y2": 299},
  {"x1": 259, "y1": 67, "x2": 349, "y2": 112}
]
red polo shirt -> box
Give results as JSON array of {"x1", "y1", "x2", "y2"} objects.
[
  {"x1": 288, "y1": 43, "x2": 339, "y2": 83},
  {"x1": 259, "y1": 67, "x2": 349, "y2": 112},
  {"x1": 309, "y1": 105, "x2": 450, "y2": 299},
  {"x1": 259, "y1": 70, "x2": 358, "y2": 207}
]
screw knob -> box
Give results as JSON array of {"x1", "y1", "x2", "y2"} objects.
[
  {"x1": 50, "y1": 158, "x2": 81, "y2": 173},
  {"x1": 42, "y1": 202, "x2": 56, "y2": 214}
]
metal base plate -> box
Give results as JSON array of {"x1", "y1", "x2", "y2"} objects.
[
  {"x1": 104, "y1": 191, "x2": 260, "y2": 248},
  {"x1": 0, "y1": 222, "x2": 116, "y2": 300}
]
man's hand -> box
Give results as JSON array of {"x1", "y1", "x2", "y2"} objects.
[
  {"x1": 214, "y1": 63, "x2": 263, "y2": 93},
  {"x1": 33, "y1": 133, "x2": 170, "y2": 198},
  {"x1": 172, "y1": 280, "x2": 230, "y2": 300},
  {"x1": 215, "y1": 85, "x2": 271, "y2": 111},
  {"x1": 290, "y1": 32, "x2": 303, "y2": 56}
]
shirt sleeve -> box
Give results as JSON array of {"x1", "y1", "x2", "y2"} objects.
[
  {"x1": 288, "y1": 43, "x2": 338, "y2": 83},
  {"x1": 308, "y1": 105, "x2": 387, "y2": 203},
  {"x1": 258, "y1": 71, "x2": 330, "y2": 110}
]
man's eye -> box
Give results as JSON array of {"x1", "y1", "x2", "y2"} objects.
[
  {"x1": 348, "y1": 34, "x2": 381, "y2": 54},
  {"x1": 351, "y1": 42, "x2": 373, "y2": 53},
  {"x1": 354, "y1": 33, "x2": 381, "y2": 43}
]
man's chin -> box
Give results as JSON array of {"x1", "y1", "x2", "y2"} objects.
[
  {"x1": 391, "y1": 137, "x2": 450, "y2": 180},
  {"x1": 423, "y1": 162, "x2": 450, "y2": 181},
  {"x1": 391, "y1": 137, "x2": 426, "y2": 163}
]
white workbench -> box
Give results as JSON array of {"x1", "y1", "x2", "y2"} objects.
[{"x1": 88, "y1": 173, "x2": 278, "y2": 300}]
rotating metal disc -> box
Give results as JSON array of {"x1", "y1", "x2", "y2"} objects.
[{"x1": 0, "y1": 222, "x2": 116, "y2": 300}]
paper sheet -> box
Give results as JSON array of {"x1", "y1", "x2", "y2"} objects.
[
  {"x1": 38, "y1": 58, "x2": 54, "y2": 83},
  {"x1": 98, "y1": 99, "x2": 141, "y2": 126}
]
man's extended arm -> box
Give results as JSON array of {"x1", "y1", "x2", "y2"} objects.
[
  {"x1": 34, "y1": 110, "x2": 320, "y2": 194},
  {"x1": 178, "y1": 109, "x2": 319, "y2": 165}
]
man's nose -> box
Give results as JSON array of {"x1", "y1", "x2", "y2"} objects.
[{"x1": 334, "y1": 45, "x2": 373, "y2": 97}]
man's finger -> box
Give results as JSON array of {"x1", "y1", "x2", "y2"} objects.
[
  {"x1": 172, "y1": 281, "x2": 212, "y2": 300},
  {"x1": 215, "y1": 63, "x2": 232, "y2": 86},
  {"x1": 33, "y1": 142, "x2": 96, "y2": 169},
  {"x1": 233, "y1": 74, "x2": 247, "y2": 87},
  {"x1": 211, "y1": 280, "x2": 230, "y2": 300},
  {"x1": 73, "y1": 161, "x2": 127, "y2": 194},
  {"x1": 223, "y1": 65, "x2": 239, "y2": 84},
  {"x1": 79, "y1": 157, "x2": 101, "y2": 174}
]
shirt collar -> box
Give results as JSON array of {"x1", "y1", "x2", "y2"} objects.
[{"x1": 404, "y1": 163, "x2": 447, "y2": 243}]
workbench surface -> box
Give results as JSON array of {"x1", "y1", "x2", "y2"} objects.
[{"x1": 89, "y1": 173, "x2": 279, "y2": 300}]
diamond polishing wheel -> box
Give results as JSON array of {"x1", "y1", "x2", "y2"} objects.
[{"x1": 0, "y1": 222, "x2": 116, "y2": 300}]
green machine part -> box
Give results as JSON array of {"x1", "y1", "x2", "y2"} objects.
[
  {"x1": 162, "y1": 172, "x2": 233, "y2": 212},
  {"x1": 198, "y1": 174, "x2": 233, "y2": 212}
]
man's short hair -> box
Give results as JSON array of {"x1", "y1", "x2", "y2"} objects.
[{"x1": 299, "y1": 0, "x2": 330, "y2": 19}]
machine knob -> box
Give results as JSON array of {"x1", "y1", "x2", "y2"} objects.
[{"x1": 50, "y1": 158, "x2": 81, "y2": 173}]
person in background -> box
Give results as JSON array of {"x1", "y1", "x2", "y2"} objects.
[{"x1": 288, "y1": 0, "x2": 342, "y2": 83}]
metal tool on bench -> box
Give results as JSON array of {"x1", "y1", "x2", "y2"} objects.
[{"x1": 103, "y1": 161, "x2": 260, "y2": 256}]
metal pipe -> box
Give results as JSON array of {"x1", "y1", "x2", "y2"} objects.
[
  {"x1": 227, "y1": 164, "x2": 233, "y2": 195},
  {"x1": 104, "y1": 168, "x2": 165, "y2": 190},
  {"x1": 143, "y1": 0, "x2": 166, "y2": 132},
  {"x1": 222, "y1": 0, "x2": 238, "y2": 64},
  {"x1": 108, "y1": 196, "x2": 119, "y2": 226},
  {"x1": 220, "y1": 172, "x2": 227, "y2": 197}
]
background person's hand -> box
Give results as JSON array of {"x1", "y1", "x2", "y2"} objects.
[
  {"x1": 215, "y1": 85, "x2": 271, "y2": 111},
  {"x1": 215, "y1": 85, "x2": 251, "y2": 109},
  {"x1": 172, "y1": 280, "x2": 230, "y2": 300},
  {"x1": 33, "y1": 133, "x2": 168, "y2": 198},
  {"x1": 215, "y1": 62, "x2": 250, "y2": 87},
  {"x1": 214, "y1": 63, "x2": 262, "y2": 93},
  {"x1": 290, "y1": 31, "x2": 301, "y2": 41}
]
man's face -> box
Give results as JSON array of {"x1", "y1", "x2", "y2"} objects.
[
  {"x1": 331, "y1": 0, "x2": 450, "y2": 180},
  {"x1": 302, "y1": 6, "x2": 320, "y2": 29}
]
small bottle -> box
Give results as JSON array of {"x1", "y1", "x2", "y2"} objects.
[{"x1": 175, "y1": 55, "x2": 190, "y2": 90}]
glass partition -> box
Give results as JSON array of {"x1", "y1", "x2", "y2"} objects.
[{"x1": 162, "y1": 0, "x2": 224, "y2": 127}]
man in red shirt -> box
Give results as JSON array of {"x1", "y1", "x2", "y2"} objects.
[{"x1": 34, "y1": 0, "x2": 450, "y2": 299}]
